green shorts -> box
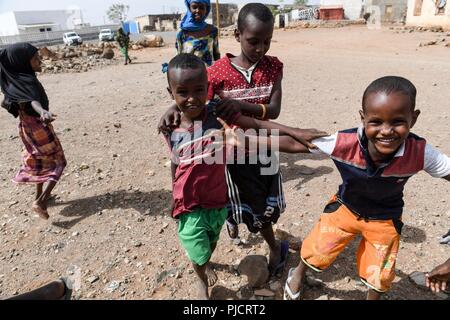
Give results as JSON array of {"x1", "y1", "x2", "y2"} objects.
[{"x1": 178, "y1": 207, "x2": 227, "y2": 266}]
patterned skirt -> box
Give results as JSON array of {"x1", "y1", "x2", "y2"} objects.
[{"x1": 12, "y1": 112, "x2": 66, "y2": 184}]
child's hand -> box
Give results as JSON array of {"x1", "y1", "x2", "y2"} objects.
[
  {"x1": 216, "y1": 99, "x2": 241, "y2": 121},
  {"x1": 290, "y1": 128, "x2": 329, "y2": 149},
  {"x1": 40, "y1": 110, "x2": 56, "y2": 124},
  {"x1": 158, "y1": 109, "x2": 181, "y2": 135},
  {"x1": 426, "y1": 262, "x2": 450, "y2": 293},
  {"x1": 214, "y1": 117, "x2": 245, "y2": 148}
]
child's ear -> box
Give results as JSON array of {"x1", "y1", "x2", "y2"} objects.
[
  {"x1": 359, "y1": 110, "x2": 365, "y2": 123},
  {"x1": 234, "y1": 29, "x2": 241, "y2": 43},
  {"x1": 410, "y1": 109, "x2": 421, "y2": 128}
]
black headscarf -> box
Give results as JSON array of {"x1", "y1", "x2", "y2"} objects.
[{"x1": 0, "y1": 42, "x2": 49, "y2": 118}]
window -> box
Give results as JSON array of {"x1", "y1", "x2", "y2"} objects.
[
  {"x1": 46, "y1": 28, "x2": 52, "y2": 32},
  {"x1": 436, "y1": 0, "x2": 446, "y2": 15},
  {"x1": 414, "y1": 0, "x2": 423, "y2": 16},
  {"x1": 39, "y1": 28, "x2": 45, "y2": 32},
  {"x1": 385, "y1": 5, "x2": 393, "y2": 19},
  {"x1": 385, "y1": 5, "x2": 392, "y2": 14}
]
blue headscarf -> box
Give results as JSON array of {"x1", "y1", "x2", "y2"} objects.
[{"x1": 180, "y1": 0, "x2": 211, "y2": 32}]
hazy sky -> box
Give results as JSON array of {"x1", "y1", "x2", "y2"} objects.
[{"x1": 0, "y1": 0, "x2": 297, "y2": 26}]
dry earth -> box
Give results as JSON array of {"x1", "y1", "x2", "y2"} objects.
[{"x1": 0, "y1": 25, "x2": 449, "y2": 300}]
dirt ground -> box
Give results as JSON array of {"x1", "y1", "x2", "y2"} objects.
[{"x1": 0, "y1": 25, "x2": 449, "y2": 300}]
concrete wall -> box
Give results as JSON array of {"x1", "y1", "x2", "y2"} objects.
[
  {"x1": 0, "y1": 24, "x2": 119, "y2": 47},
  {"x1": 0, "y1": 10, "x2": 83, "y2": 36},
  {"x1": 406, "y1": 0, "x2": 450, "y2": 29},
  {"x1": 135, "y1": 14, "x2": 180, "y2": 32},
  {"x1": 0, "y1": 12, "x2": 19, "y2": 36},
  {"x1": 156, "y1": 20, "x2": 178, "y2": 32},
  {"x1": 365, "y1": 0, "x2": 408, "y2": 22},
  {"x1": 210, "y1": 3, "x2": 239, "y2": 27},
  {"x1": 135, "y1": 16, "x2": 151, "y2": 33}
]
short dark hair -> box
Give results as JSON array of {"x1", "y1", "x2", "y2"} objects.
[
  {"x1": 237, "y1": 3, "x2": 274, "y2": 32},
  {"x1": 167, "y1": 53, "x2": 206, "y2": 83},
  {"x1": 362, "y1": 76, "x2": 417, "y2": 111}
]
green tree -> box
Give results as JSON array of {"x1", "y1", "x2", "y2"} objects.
[
  {"x1": 294, "y1": 0, "x2": 307, "y2": 6},
  {"x1": 106, "y1": 3, "x2": 130, "y2": 23}
]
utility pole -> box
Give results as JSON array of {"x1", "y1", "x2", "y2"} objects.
[{"x1": 216, "y1": 0, "x2": 220, "y2": 38}]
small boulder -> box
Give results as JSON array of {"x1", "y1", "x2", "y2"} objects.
[
  {"x1": 238, "y1": 255, "x2": 269, "y2": 288},
  {"x1": 101, "y1": 48, "x2": 114, "y2": 59}
]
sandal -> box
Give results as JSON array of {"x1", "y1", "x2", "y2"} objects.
[
  {"x1": 226, "y1": 220, "x2": 241, "y2": 244},
  {"x1": 269, "y1": 240, "x2": 289, "y2": 277},
  {"x1": 440, "y1": 229, "x2": 450, "y2": 245},
  {"x1": 284, "y1": 267, "x2": 303, "y2": 300}
]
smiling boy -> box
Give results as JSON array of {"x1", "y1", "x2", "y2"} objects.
[
  {"x1": 163, "y1": 53, "x2": 326, "y2": 299},
  {"x1": 283, "y1": 76, "x2": 450, "y2": 300}
]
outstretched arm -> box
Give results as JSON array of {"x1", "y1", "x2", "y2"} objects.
[
  {"x1": 218, "y1": 118, "x2": 313, "y2": 154},
  {"x1": 247, "y1": 135, "x2": 311, "y2": 154},
  {"x1": 234, "y1": 115, "x2": 328, "y2": 149}
]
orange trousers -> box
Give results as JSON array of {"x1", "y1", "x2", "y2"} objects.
[{"x1": 301, "y1": 198, "x2": 401, "y2": 292}]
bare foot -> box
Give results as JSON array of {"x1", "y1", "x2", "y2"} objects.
[
  {"x1": 196, "y1": 279, "x2": 209, "y2": 300},
  {"x1": 206, "y1": 265, "x2": 218, "y2": 287},
  {"x1": 32, "y1": 201, "x2": 49, "y2": 220}
]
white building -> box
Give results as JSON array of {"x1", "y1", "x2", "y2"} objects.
[
  {"x1": 0, "y1": 10, "x2": 84, "y2": 36},
  {"x1": 406, "y1": 0, "x2": 449, "y2": 29}
]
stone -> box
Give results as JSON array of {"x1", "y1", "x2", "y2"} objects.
[
  {"x1": 105, "y1": 280, "x2": 120, "y2": 293},
  {"x1": 237, "y1": 255, "x2": 270, "y2": 288},
  {"x1": 144, "y1": 35, "x2": 165, "y2": 47},
  {"x1": 39, "y1": 47, "x2": 56, "y2": 59},
  {"x1": 315, "y1": 294, "x2": 329, "y2": 300},
  {"x1": 72, "y1": 231, "x2": 79, "y2": 237},
  {"x1": 298, "y1": 166, "x2": 315, "y2": 175},
  {"x1": 269, "y1": 281, "x2": 282, "y2": 291},
  {"x1": 101, "y1": 48, "x2": 114, "y2": 60},
  {"x1": 87, "y1": 276, "x2": 99, "y2": 284},
  {"x1": 79, "y1": 164, "x2": 89, "y2": 171},
  {"x1": 306, "y1": 276, "x2": 324, "y2": 287},
  {"x1": 274, "y1": 228, "x2": 302, "y2": 250},
  {"x1": 254, "y1": 288, "x2": 275, "y2": 297}
]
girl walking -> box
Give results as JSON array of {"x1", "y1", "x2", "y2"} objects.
[{"x1": 0, "y1": 43, "x2": 66, "y2": 219}]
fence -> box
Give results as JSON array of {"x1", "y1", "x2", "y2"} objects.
[{"x1": 0, "y1": 24, "x2": 120, "y2": 48}]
